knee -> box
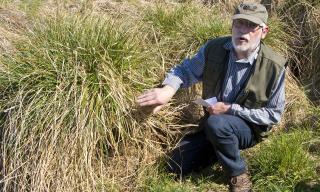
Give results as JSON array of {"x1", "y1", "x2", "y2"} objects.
[{"x1": 204, "y1": 115, "x2": 231, "y2": 139}]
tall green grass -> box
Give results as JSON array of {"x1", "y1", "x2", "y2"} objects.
[
  {"x1": 250, "y1": 130, "x2": 317, "y2": 191},
  {"x1": 141, "y1": 3, "x2": 230, "y2": 68}
]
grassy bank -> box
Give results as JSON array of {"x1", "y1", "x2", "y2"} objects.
[{"x1": 0, "y1": 0, "x2": 319, "y2": 191}]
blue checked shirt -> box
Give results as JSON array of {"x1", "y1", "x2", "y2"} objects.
[{"x1": 162, "y1": 40, "x2": 286, "y2": 126}]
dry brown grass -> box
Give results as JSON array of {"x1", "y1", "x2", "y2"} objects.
[
  {"x1": 277, "y1": 0, "x2": 320, "y2": 104},
  {"x1": 281, "y1": 70, "x2": 311, "y2": 129},
  {"x1": 0, "y1": 6, "x2": 27, "y2": 54}
]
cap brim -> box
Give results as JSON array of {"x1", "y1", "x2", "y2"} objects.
[{"x1": 232, "y1": 14, "x2": 263, "y2": 25}]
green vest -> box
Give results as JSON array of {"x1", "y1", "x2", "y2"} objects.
[{"x1": 202, "y1": 36, "x2": 286, "y2": 139}]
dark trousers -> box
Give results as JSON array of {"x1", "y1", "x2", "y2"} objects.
[{"x1": 166, "y1": 114, "x2": 257, "y2": 177}]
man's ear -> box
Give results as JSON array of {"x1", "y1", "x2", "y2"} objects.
[{"x1": 261, "y1": 26, "x2": 269, "y2": 39}]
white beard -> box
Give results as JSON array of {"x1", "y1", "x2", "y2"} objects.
[{"x1": 232, "y1": 36, "x2": 261, "y2": 53}]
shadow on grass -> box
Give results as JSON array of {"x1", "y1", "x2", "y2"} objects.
[
  {"x1": 153, "y1": 158, "x2": 229, "y2": 191},
  {"x1": 294, "y1": 181, "x2": 320, "y2": 192},
  {"x1": 157, "y1": 155, "x2": 227, "y2": 185},
  {"x1": 186, "y1": 164, "x2": 227, "y2": 185}
]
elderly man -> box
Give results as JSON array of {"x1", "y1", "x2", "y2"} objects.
[{"x1": 137, "y1": 2, "x2": 286, "y2": 192}]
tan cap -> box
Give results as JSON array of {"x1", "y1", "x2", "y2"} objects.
[{"x1": 232, "y1": 2, "x2": 268, "y2": 25}]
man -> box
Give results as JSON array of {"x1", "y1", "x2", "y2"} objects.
[{"x1": 137, "y1": 2, "x2": 286, "y2": 192}]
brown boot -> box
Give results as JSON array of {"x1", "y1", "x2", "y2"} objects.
[{"x1": 229, "y1": 172, "x2": 252, "y2": 192}]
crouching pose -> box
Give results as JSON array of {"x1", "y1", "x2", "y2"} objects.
[{"x1": 137, "y1": 2, "x2": 286, "y2": 191}]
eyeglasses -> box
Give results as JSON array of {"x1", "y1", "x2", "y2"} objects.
[{"x1": 233, "y1": 19, "x2": 262, "y2": 31}]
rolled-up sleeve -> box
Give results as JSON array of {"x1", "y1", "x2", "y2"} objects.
[{"x1": 162, "y1": 43, "x2": 207, "y2": 91}]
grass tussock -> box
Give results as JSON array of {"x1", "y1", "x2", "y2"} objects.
[{"x1": 0, "y1": 14, "x2": 173, "y2": 191}]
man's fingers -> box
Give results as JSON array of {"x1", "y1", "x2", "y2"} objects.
[
  {"x1": 206, "y1": 106, "x2": 215, "y2": 114},
  {"x1": 152, "y1": 105, "x2": 164, "y2": 114},
  {"x1": 137, "y1": 94, "x2": 155, "y2": 103},
  {"x1": 138, "y1": 100, "x2": 159, "y2": 106},
  {"x1": 137, "y1": 91, "x2": 154, "y2": 100},
  {"x1": 136, "y1": 86, "x2": 174, "y2": 112},
  {"x1": 136, "y1": 91, "x2": 158, "y2": 106}
]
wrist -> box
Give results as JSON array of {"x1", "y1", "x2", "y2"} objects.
[
  {"x1": 225, "y1": 104, "x2": 232, "y2": 113},
  {"x1": 163, "y1": 85, "x2": 176, "y2": 94},
  {"x1": 162, "y1": 77, "x2": 181, "y2": 91}
]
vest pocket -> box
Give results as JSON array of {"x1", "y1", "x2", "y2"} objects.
[{"x1": 242, "y1": 91, "x2": 268, "y2": 109}]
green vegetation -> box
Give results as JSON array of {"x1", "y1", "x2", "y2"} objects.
[
  {"x1": 0, "y1": 0, "x2": 319, "y2": 191},
  {"x1": 0, "y1": 13, "x2": 153, "y2": 191},
  {"x1": 250, "y1": 130, "x2": 317, "y2": 191}
]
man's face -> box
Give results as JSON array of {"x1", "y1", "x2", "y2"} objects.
[{"x1": 231, "y1": 19, "x2": 266, "y2": 54}]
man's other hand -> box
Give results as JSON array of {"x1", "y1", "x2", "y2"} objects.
[
  {"x1": 206, "y1": 102, "x2": 231, "y2": 115},
  {"x1": 136, "y1": 85, "x2": 176, "y2": 114}
]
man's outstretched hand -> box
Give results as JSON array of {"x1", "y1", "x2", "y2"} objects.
[{"x1": 136, "y1": 85, "x2": 176, "y2": 114}]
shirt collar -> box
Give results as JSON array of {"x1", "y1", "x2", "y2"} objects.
[{"x1": 223, "y1": 40, "x2": 259, "y2": 65}]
